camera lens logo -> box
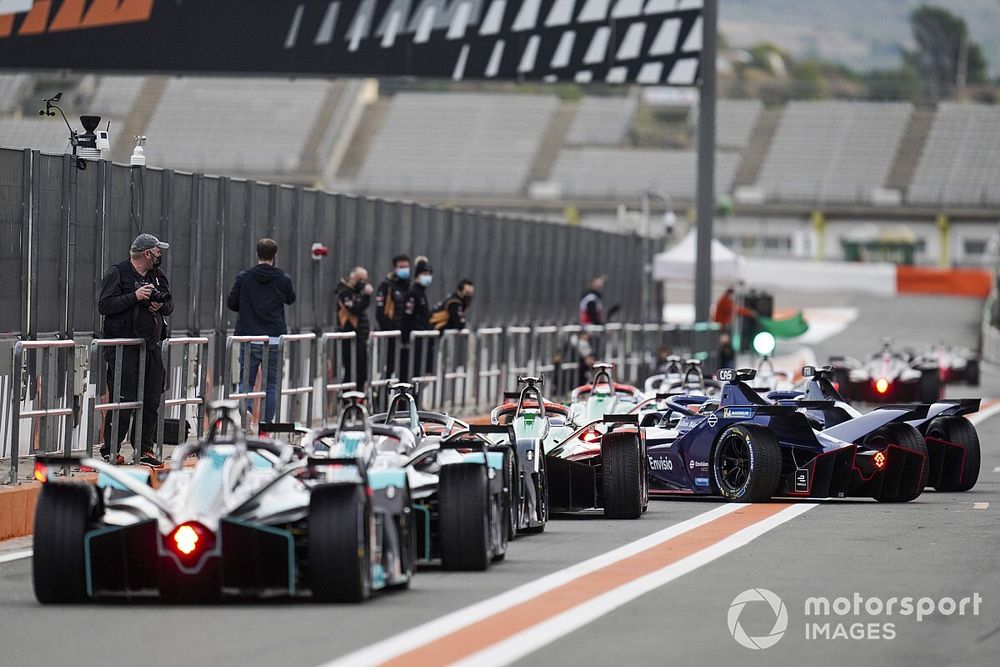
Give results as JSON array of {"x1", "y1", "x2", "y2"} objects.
[{"x1": 727, "y1": 588, "x2": 788, "y2": 650}]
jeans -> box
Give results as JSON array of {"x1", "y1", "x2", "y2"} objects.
[{"x1": 239, "y1": 343, "x2": 280, "y2": 423}]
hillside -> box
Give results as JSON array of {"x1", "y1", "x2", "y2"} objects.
[{"x1": 722, "y1": 0, "x2": 999, "y2": 76}]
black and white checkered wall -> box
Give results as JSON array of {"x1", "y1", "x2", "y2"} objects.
[{"x1": 0, "y1": 0, "x2": 703, "y2": 84}]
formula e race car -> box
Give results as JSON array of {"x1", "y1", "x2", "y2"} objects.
[
  {"x1": 368, "y1": 384, "x2": 511, "y2": 569},
  {"x1": 918, "y1": 343, "x2": 980, "y2": 386},
  {"x1": 780, "y1": 366, "x2": 982, "y2": 492},
  {"x1": 488, "y1": 372, "x2": 648, "y2": 519},
  {"x1": 484, "y1": 377, "x2": 556, "y2": 533},
  {"x1": 830, "y1": 340, "x2": 941, "y2": 403},
  {"x1": 645, "y1": 358, "x2": 722, "y2": 398},
  {"x1": 643, "y1": 369, "x2": 928, "y2": 503},
  {"x1": 546, "y1": 364, "x2": 649, "y2": 518},
  {"x1": 32, "y1": 398, "x2": 415, "y2": 603}
]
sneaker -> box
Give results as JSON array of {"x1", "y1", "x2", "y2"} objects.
[
  {"x1": 102, "y1": 453, "x2": 126, "y2": 465},
  {"x1": 138, "y1": 451, "x2": 163, "y2": 467}
]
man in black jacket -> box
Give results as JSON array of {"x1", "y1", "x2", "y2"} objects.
[
  {"x1": 430, "y1": 279, "x2": 474, "y2": 331},
  {"x1": 404, "y1": 258, "x2": 435, "y2": 379},
  {"x1": 98, "y1": 233, "x2": 173, "y2": 465},
  {"x1": 226, "y1": 238, "x2": 296, "y2": 424},
  {"x1": 335, "y1": 266, "x2": 372, "y2": 389},
  {"x1": 375, "y1": 254, "x2": 411, "y2": 377}
]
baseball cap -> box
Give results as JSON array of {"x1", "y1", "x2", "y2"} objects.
[{"x1": 131, "y1": 233, "x2": 169, "y2": 252}]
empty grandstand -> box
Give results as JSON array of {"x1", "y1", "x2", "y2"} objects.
[
  {"x1": 355, "y1": 92, "x2": 558, "y2": 197},
  {"x1": 565, "y1": 94, "x2": 639, "y2": 146},
  {"x1": 753, "y1": 101, "x2": 912, "y2": 203},
  {"x1": 548, "y1": 148, "x2": 740, "y2": 200},
  {"x1": 909, "y1": 103, "x2": 1000, "y2": 207},
  {"x1": 694, "y1": 99, "x2": 763, "y2": 149},
  {"x1": 144, "y1": 77, "x2": 332, "y2": 178}
]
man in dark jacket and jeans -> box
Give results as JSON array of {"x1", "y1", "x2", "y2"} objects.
[
  {"x1": 335, "y1": 266, "x2": 372, "y2": 389},
  {"x1": 226, "y1": 238, "x2": 296, "y2": 423},
  {"x1": 98, "y1": 233, "x2": 173, "y2": 466}
]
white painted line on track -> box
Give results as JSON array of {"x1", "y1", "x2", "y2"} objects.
[
  {"x1": 973, "y1": 502, "x2": 989, "y2": 510},
  {"x1": 453, "y1": 503, "x2": 817, "y2": 667},
  {"x1": 0, "y1": 549, "x2": 32, "y2": 564},
  {"x1": 322, "y1": 504, "x2": 744, "y2": 667},
  {"x1": 323, "y1": 503, "x2": 816, "y2": 667}
]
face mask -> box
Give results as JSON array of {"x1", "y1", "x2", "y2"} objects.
[
  {"x1": 463, "y1": 294, "x2": 473, "y2": 306},
  {"x1": 355, "y1": 280, "x2": 367, "y2": 291},
  {"x1": 418, "y1": 274, "x2": 432, "y2": 287},
  {"x1": 150, "y1": 252, "x2": 162, "y2": 269},
  {"x1": 396, "y1": 267, "x2": 410, "y2": 280}
]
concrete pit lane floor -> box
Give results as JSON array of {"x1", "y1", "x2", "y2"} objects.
[{"x1": 1, "y1": 292, "x2": 997, "y2": 667}]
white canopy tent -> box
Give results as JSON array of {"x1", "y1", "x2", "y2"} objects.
[{"x1": 652, "y1": 228, "x2": 743, "y2": 282}]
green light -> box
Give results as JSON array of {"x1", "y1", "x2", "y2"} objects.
[{"x1": 753, "y1": 331, "x2": 776, "y2": 356}]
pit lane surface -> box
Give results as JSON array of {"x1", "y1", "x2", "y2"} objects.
[
  {"x1": 1, "y1": 411, "x2": 997, "y2": 667},
  {"x1": 2, "y1": 292, "x2": 997, "y2": 667}
]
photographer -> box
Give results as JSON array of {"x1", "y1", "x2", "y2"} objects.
[{"x1": 97, "y1": 233, "x2": 173, "y2": 466}]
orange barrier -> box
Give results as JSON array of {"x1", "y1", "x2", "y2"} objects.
[{"x1": 896, "y1": 266, "x2": 992, "y2": 299}]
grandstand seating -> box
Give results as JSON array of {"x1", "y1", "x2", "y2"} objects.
[
  {"x1": 693, "y1": 99, "x2": 763, "y2": 149},
  {"x1": 549, "y1": 148, "x2": 740, "y2": 200},
  {"x1": 566, "y1": 95, "x2": 638, "y2": 146},
  {"x1": 0, "y1": 74, "x2": 31, "y2": 115},
  {"x1": 355, "y1": 92, "x2": 558, "y2": 197},
  {"x1": 86, "y1": 76, "x2": 146, "y2": 119},
  {"x1": 144, "y1": 77, "x2": 331, "y2": 175},
  {"x1": 754, "y1": 101, "x2": 911, "y2": 203},
  {"x1": 0, "y1": 117, "x2": 75, "y2": 153},
  {"x1": 908, "y1": 103, "x2": 1000, "y2": 206}
]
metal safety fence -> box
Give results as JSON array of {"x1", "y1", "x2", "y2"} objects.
[{"x1": 2, "y1": 322, "x2": 720, "y2": 482}]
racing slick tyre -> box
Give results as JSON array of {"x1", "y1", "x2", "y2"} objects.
[
  {"x1": 926, "y1": 417, "x2": 981, "y2": 492},
  {"x1": 711, "y1": 424, "x2": 781, "y2": 503},
  {"x1": 520, "y1": 451, "x2": 548, "y2": 534},
  {"x1": 865, "y1": 423, "x2": 929, "y2": 502},
  {"x1": 439, "y1": 464, "x2": 490, "y2": 571},
  {"x1": 309, "y1": 484, "x2": 372, "y2": 602},
  {"x1": 602, "y1": 433, "x2": 644, "y2": 519},
  {"x1": 499, "y1": 446, "x2": 518, "y2": 541},
  {"x1": 965, "y1": 360, "x2": 980, "y2": 387},
  {"x1": 33, "y1": 483, "x2": 96, "y2": 603},
  {"x1": 919, "y1": 369, "x2": 941, "y2": 404}
]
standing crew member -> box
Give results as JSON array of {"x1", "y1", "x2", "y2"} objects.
[
  {"x1": 226, "y1": 238, "x2": 296, "y2": 425},
  {"x1": 579, "y1": 275, "x2": 606, "y2": 326},
  {"x1": 430, "y1": 279, "x2": 474, "y2": 331},
  {"x1": 375, "y1": 255, "x2": 411, "y2": 377},
  {"x1": 98, "y1": 233, "x2": 173, "y2": 466},
  {"x1": 404, "y1": 258, "x2": 434, "y2": 379},
  {"x1": 335, "y1": 266, "x2": 372, "y2": 389}
]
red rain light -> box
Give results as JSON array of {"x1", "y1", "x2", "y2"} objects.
[
  {"x1": 874, "y1": 451, "x2": 887, "y2": 470},
  {"x1": 173, "y1": 525, "x2": 200, "y2": 555},
  {"x1": 33, "y1": 461, "x2": 48, "y2": 484},
  {"x1": 875, "y1": 378, "x2": 889, "y2": 394}
]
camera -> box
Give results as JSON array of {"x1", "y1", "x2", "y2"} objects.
[{"x1": 141, "y1": 280, "x2": 172, "y2": 304}]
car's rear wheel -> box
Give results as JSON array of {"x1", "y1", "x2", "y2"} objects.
[
  {"x1": 865, "y1": 423, "x2": 928, "y2": 502},
  {"x1": 602, "y1": 432, "x2": 644, "y2": 519},
  {"x1": 33, "y1": 483, "x2": 95, "y2": 603},
  {"x1": 711, "y1": 424, "x2": 781, "y2": 503},
  {"x1": 309, "y1": 484, "x2": 372, "y2": 602},
  {"x1": 919, "y1": 369, "x2": 941, "y2": 404},
  {"x1": 926, "y1": 417, "x2": 980, "y2": 492},
  {"x1": 520, "y1": 450, "x2": 548, "y2": 534},
  {"x1": 965, "y1": 359, "x2": 980, "y2": 386},
  {"x1": 439, "y1": 464, "x2": 490, "y2": 570},
  {"x1": 499, "y1": 446, "x2": 518, "y2": 540}
]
